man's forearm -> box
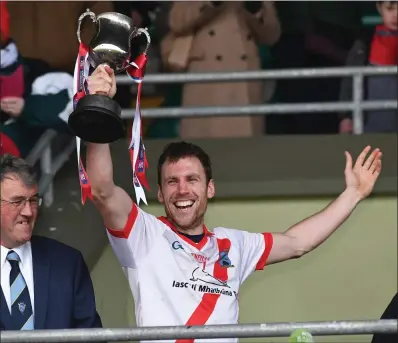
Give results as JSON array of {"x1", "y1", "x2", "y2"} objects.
[
  {"x1": 86, "y1": 143, "x2": 115, "y2": 199},
  {"x1": 285, "y1": 188, "x2": 362, "y2": 254}
]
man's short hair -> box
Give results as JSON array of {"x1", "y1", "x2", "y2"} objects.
[
  {"x1": 157, "y1": 141, "x2": 212, "y2": 185},
  {"x1": 0, "y1": 154, "x2": 37, "y2": 187}
]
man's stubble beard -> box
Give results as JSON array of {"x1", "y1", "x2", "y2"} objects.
[{"x1": 165, "y1": 202, "x2": 208, "y2": 233}]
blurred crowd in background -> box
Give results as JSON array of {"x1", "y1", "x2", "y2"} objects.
[{"x1": 0, "y1": 1, "x2": 397, "y2": 160}]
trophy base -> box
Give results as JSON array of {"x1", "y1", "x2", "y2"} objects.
[{"x1": 68, "y1": 95, "x2": 125, "y2": 143}]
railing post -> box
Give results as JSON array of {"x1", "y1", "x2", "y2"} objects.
[
  {"x1": 40, "y1": 145, "x2": 53, "y2": 207},
  {"x1": 351, "y1": 74, "x2": 364, "y2": 135}
]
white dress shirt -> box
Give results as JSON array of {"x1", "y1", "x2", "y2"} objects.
[{"x1": 1, "y1": 242, "x2": 35, "y2": 314}]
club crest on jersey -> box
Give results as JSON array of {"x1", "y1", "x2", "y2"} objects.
[
  {"x1": 218, "y1": 250, "x2": 234, "y2": 268},
  {"x1": 18, "y1": 302, "x2": 26, "y2": 314}
]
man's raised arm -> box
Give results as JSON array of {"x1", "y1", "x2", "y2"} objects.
[
  {"x1": 266, "y1": 146, "x2": 382, "y2": 265},
  {"x1": 85, "y1": 65, "x2": 132, "y2": 230}
]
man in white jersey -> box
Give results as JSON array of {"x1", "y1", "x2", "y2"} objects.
[{"x1": 85, "y1": 64, "x2": 382, "y2": 342}]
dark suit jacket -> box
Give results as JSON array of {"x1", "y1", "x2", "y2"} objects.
[
  {"x1": 371, "y1": 293, "x2": 398, "y2": 343},
  {"x1": 0, "y1": 235, "x2": 102, "y2": 330}
]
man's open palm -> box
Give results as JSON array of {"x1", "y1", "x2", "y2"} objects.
[{"x1": 344, "y1": 146, "x2": 382, "y2": 200}]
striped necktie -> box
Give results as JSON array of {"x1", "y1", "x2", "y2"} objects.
[{"x1": 6, "y1": 251, "x2": 34, "y2": 330}]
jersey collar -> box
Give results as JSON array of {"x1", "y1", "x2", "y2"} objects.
[{"x1": 158, "y1": 216, "x2": 214, "y2": 250}]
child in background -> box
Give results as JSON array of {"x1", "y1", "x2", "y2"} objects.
[{"x1": 339, "y1": 1, "x2": 397, "y2": 133}]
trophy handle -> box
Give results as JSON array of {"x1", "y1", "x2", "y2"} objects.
[
  {"x1": 77, "y1": 8, "x2": 97, "y2": 44},
  {"x1": 137, "y1": 27, "x2": 151, "y2": 55}
]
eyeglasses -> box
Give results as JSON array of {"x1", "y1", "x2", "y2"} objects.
[{"x1": 1, "y1": 195, "x2": 42, "y2": 209}]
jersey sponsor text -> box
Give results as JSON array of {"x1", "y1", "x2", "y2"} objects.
[{"x1": 172, "y1": 280, "x2": 236, "y2": 297}]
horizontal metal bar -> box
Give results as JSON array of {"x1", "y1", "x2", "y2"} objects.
[
  {"x1": 116, "y1": 66, "x2": 397, "y2": 84},
  {"x1": 1, "y1": 320, "x2": 396, "y2": 342},
  {"x1": 122, "y1": 100, "x2": 397, "y2": 119}
]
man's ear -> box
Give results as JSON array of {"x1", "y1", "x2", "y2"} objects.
[
  {"x1": 207, "y1": 179, "x2": 215, "y2": 199},
  {"x1": 157, "y1": 185, "x2": 164, "y2": 204}
]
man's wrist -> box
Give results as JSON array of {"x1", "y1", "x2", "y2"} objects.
[{"x1": 341, "y1": 187, "x2": 362, "y2": 206}]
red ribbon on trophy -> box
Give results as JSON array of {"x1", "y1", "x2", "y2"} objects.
[
  {"x1": 72, "y1": 42, "x2": 93, "y2": 205},
  {"x1": 71, "y1": 28, "x2": 151, "y2": 206},
  {"x1": 126, "y1": 52, "x2": 150, "y2": 205}
]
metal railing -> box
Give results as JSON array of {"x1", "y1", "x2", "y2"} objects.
[
  {"x1": 118, "y1": 65, "x2": 397, "y2": 136},
  {"x1": 1, "y1": 319, "x2": 396, "y2": 342},
  {"x1": 28, "y1": 65, "x2": 397, "y2": 208},
  {"x1": 25, "y1": 130, "x2": 76, "y2": 207}
]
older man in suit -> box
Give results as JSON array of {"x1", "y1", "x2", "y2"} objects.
[{"x1": 0, "y1": 154, "x2": 101, "y2": 330}]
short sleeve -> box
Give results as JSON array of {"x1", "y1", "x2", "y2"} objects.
[
  {"x1": 106, "y1": 201, "x2": 165, "y2": 269},
  {"x1": 239, "y1": 231, "x2": 273, "y2": 283}
]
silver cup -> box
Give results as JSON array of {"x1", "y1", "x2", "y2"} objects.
[{"x1": 68, "y1": 9, "x2": 151, "y2": 143}]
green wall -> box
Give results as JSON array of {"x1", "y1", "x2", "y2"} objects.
[{"x1": 91, "y1": 196, "x2": 397, "y2": 343}]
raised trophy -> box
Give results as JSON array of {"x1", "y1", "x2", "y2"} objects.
[{"x1": 68, "y1": 9, "x2": 150, "y2": 143}]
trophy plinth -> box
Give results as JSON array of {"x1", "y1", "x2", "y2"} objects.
[
  {"x1": 68, "y1": 95, "x2": 124, "y2": 143},
  {"x1": 68, "y1": 9, "x2": 150, "y2": 143}
]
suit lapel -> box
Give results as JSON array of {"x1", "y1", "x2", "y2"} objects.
[
  {"x1": 31, "y1": 237, "x2": 49, "y2": 330},
  {"x1": 0, "y1": 288, "x2": 12, "y2": 330}
]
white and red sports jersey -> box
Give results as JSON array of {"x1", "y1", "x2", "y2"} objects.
[{"x1": 106, "y1": 201, "x2": 273, "y2": 343}]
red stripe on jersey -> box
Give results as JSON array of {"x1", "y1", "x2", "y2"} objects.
[
  {"x1": 176, "y1": 238, "x2": 231, "y2": 343},
  {"x1": 256, "y1": 233, "x2": 273, "y2": 270},
  {"x1": 106, "y1": 201, "x2": 138, "y2": 238}
]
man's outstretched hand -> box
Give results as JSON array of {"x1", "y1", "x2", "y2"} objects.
[{"x1": 344, "y1": 146, "x2": 382, "y2": 201}]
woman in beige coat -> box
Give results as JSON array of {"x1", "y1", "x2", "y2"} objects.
[{"x1": 166, "y1": 1, "x2": 281, "y2": 138}]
